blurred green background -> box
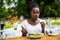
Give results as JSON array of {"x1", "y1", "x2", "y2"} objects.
[{"x1": 0, "y1": 0, "x2": 60, "y2": 20}]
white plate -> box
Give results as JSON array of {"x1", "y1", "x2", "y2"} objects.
[
  {"x1": 48, "y1": 33, "x2": 58, "y2": 36},
  {"x1": 27, "y1": 34, "x2": 43, "y2": 39}
]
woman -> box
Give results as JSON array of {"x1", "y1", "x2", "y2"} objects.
[{"x1": 22, "y1": 2, "x2": 46, "y2": 36}]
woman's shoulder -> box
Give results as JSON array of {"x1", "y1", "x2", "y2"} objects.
[
  {"x1": 21, "y1": 19, "x2": 27, "y2": 24},
  {"x1": 21, "y1": 19, "x2": 28, "y2": 28},
  {"x1": 38, "y1": 18, "x2": 46, "y2": 24}
]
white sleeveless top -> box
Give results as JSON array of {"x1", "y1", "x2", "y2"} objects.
[{"x1": 22, "y1": 18, "x2": 46, "y2": 34}]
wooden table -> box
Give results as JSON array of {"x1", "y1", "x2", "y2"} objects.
[{"x1": 0, "y1": 34, "x2": 60, "y2": 40}]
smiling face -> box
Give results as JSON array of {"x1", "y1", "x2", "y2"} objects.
[{"x1": 30, "y1": 7, "x2": 40, "y2": 20}]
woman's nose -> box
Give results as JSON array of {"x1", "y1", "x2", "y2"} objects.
[{"x1": 35, "y1": 13, "x2": 39, "y2": 16}]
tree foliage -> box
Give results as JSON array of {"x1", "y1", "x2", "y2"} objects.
[{"x1": 0, "y1": 0, "x2": 60, "y2": 19}]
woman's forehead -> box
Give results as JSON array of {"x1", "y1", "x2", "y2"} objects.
[{"x1": 32, "y1": 7, "x2": 39, "y2": 11}]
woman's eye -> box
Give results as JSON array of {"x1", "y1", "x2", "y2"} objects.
[{"x1": 33, "y1": 12, "x2": 39, "y2": 14}]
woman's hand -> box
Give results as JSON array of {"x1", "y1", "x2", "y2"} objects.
[
  {"x1": 21, "y1": 27, "x2": 27, "y2": 36},
  {"x1": 40, "y1": 22, "x2": 45, "y2": 33}
]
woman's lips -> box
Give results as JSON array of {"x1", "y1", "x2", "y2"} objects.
[{"x1": 33, "y1": 17, "x2": 38, "y2": 20}]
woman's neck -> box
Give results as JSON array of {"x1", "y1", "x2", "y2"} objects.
[
  {"x1": 29, "y1": 18, "x2": 38, "y2": 22},
  {"x1": 27, "y1": 18, "x2": 39, "y2": 26}
]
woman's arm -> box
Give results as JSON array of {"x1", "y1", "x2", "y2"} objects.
[{"x1": 21, "y1": 27, "x2": 27, "y2": 36}]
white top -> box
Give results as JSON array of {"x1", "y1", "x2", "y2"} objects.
[{"x1": 22, "y1": 18, "x2": 46, "y2": 34}]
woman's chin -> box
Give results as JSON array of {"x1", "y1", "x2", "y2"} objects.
[{"x1": 34, "y1": 18, "x2": 38, "y2": 20}]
